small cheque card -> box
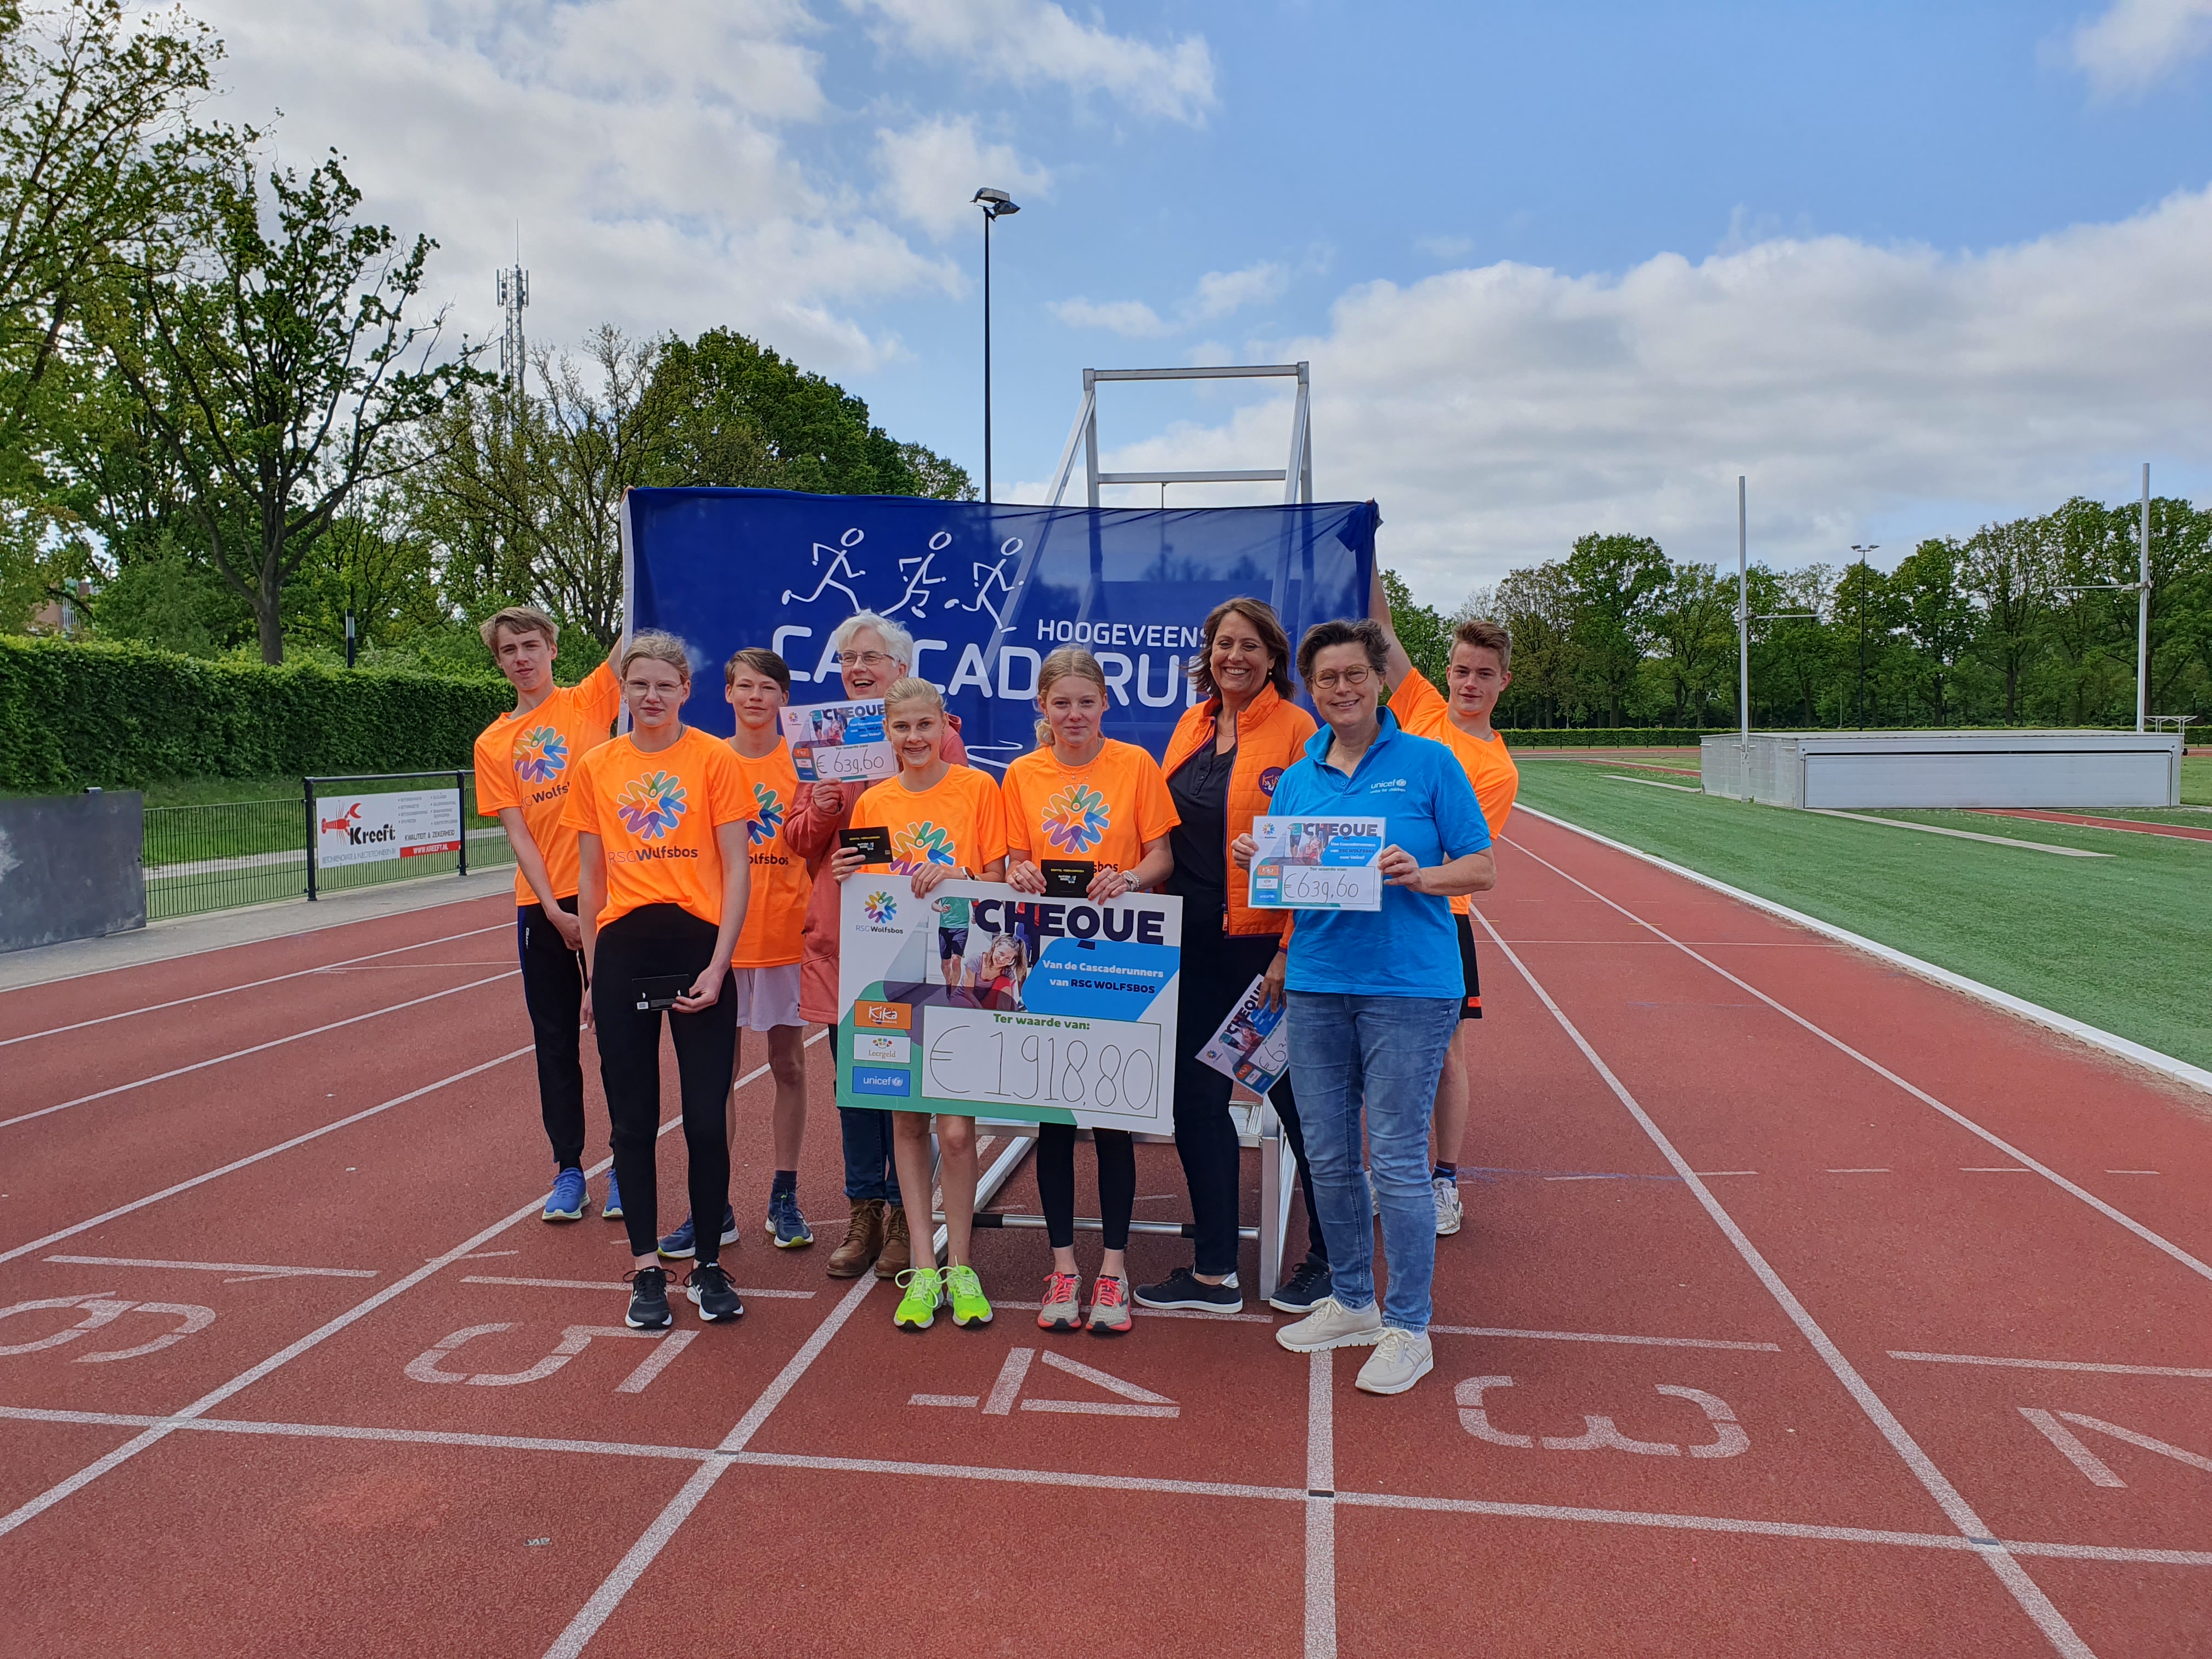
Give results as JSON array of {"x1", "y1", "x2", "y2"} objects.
[
  {"x1": 1198, "y1": 972, "x2": 1288, "y2": 1094},
  {"x1": 780, "y1": 699, "x2": 895, "y2": 783},
  {"x1": 1248, "y1": 815, "x2": 1385, "y2": 912}
]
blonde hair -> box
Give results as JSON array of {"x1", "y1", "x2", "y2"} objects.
[
  {"x1": 618, "y1": 630, "x2": 692, "y2": 683},
  {"x1": 479, "y1": 605, "x2": 558, "y2": 652},
  {"x1": 879, "y1": 676, "x2": 944, "y2": 715},
  {"x1": 1033, "y1": 646, "x2": 1109, "y2": 748}
]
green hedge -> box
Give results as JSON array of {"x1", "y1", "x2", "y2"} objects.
[
  {"x1": 0, "y1": 636, "x2": 511, "y2": 791},
  {"x1": 1496, "y1": 728, "x2": 1713, "y2": 747}
]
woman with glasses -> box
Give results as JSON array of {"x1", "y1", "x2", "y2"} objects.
[
  {"x1": 1242, "y1": 619, "x2": 1495, "y2": 1397},
  {"x1": 786, "y1": 611, "x2": 970, "y2": 1283}
]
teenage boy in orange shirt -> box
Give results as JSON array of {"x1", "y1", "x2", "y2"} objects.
[{"x1": 472, "y1": 605, "x2": 622, "y2": 1226}]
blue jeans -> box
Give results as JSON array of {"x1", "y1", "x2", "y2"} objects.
[
  {"x1": 839, "y1": 1106, "x2": 902, "y2": 1204},
  {"x1": 1286, "y1": 991, "x2": 1459, "y2": 1332}
]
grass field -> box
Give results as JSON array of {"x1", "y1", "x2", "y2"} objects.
[{"x1": 1512, "y1": 757, "x2": 2212, "y2": 1073}]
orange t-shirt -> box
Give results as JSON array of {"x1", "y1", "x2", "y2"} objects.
[
  {"x1": 850, "y1": 765, "x2": 1010, "y2": 877},
  {"x1": 561, "y1": 727, "x2": 752, "y2": 929},
  {"x1": 1391, "y1": 670, "x2": 1518, "y2": 915},
  {"x1": 473, "y1": 661, "x2": 621, "y2": 905},
  {"x1": 726, "y1": 738, "x2": 810, "y2": 967},
  {"x1": 1000, "y1": 739, "x2": 1180, "y2": 871}
]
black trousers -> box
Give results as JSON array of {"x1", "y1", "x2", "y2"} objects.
[
  {"x1": 1171, "y1": 899, "x2": 1328, "y2": 1278},
  {"x1": 591, "y1": 905, "x2": 738, "y2": 1264},
  {"x1": 1037, "y1": 1124, "x2": 1136, "y2": 1251},
  {"x1": 518, "y1": 897, "x2": 589, "y2": 1171}
]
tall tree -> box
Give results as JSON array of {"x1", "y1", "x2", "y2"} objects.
[
  {"x1": 1891, "y1": 538, "x2": 1976, "y2": 725},
  {"x1": 1484, "y1": 561, "x2": 1573, "y2": 727},
  {"x1": 1832, "y1": 558, "x2": 1899, "y2": 727},
  {"x1": 1562, "y1": 532, "x2": 1668, "y2": 725},
  {"x1": 1962, "y1": 516, "x2": 2049, "y2": 724},
  {"x1": 99, "y1": 149, "x2": 480, "y2": 661},
  {"x1": 1646, "y1": 560, "x2": 1733, "y2": 725}
]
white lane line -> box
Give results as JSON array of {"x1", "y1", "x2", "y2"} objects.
[
  {"x1": 1892, "y1": 1351, "x2": 2212, "y2": 1381},
  {"x1": 1694, "y1": 1171, "x2": 1758, "y2": 1177},
  {"x1": 731, "y1": 1449, "x2": 1300, "y2": 1503},
  {"x1": 1, "y1": 972, "x2": 518, "y2": 1130},
  {"x1": 460, "y1": 1276, "x2": 815, "y2": 1301},
  {"x1": 1830, "y1": 1168, "x2": 1891, "y2": 1174},
  {"x1": 2104, "y1": 1170, "x2": 2159, "y2": 1176},
  {"x1": 1511, "y1": 806, "x2": 2212, "y2": 1098},
  {"x1": 0, "y1": 1052, "x2": 790, "y2": 1538},
  {"x1": 1504, "y1": 832, "x2": 2212, "y2": 1291},
  {"x1": 1805, "y1": 810, "x2": 2110, "y2": 857},
  {"x1": 1428, "y1": 1326, "x2": 1782, "y2": 1353},
  {"x1": 995, "y1": 1299, "x2": 1275, "y2": 1325},
  {"x1": 540, "y1": 1272, "x2": 878, "y2": 1659},
  {"x1": 1305, "y1": 1349, "x2": 1336, "y2": 1659},
  {"x1": 0, "y1": 1406, "x2": 711, "y2": 1463},
  {"x1": 46, "y1": 1255, "x2": 377, "y2": 1282},
  {"x1": 0, "y1": 923, "x2": 507, "y2": 1048},
  {"x1": 1475, "y1": 912, "x2": 2093, "y2": 1658},
  {"x1": 1963, "y1": 1167, "x2": 2032, "y2": 1173},
  {"x1": 1604, "y1": 775, "x2": 1702, "y2": 792},
  {"x1": 0, "y1": 1047, "x2": 534, "y2": 1268}
]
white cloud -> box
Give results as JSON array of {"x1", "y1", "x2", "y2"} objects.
[
  {"x1": 190, "y1": 0, "x2": 960, "y2": 374},
  {"x1": 1048, "y1": 297, "x2": 1169, "y2": 337},
  {"x1": 849, "y1": 0, "x2": 1215, "y2": 123},
  {"x1": 874, "y1": 115, "x2": 1051, "y2": 242},
  {"x1": 1186, "y1": 262, "x2": 1288, "y2": 321},
  {"x1": 2070, "y1": 0, "x2": 2212, "y2": 93},
  {"x1": 1015, "y1": 188, "x2": 2212, "y2": 606}
]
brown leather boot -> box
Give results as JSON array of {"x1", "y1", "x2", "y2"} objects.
[
  {"x1": 876, "y1": 1204, "x2": 912, "y2": 1279},
  {"x1": 826, "y1": 1199, "x2": 885, "y2": 1278}
]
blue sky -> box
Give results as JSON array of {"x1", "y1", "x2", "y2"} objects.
[{"x1": 196, "y1": 0, "x2": 2212, "y2": 602}]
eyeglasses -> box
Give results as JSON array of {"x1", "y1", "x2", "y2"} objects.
[
  {"x1": 1308, "y1": 667, "x2": 1374, "y2": 691},
  {"x1": 837, "y1": 650, "x2": 896, "y2": 669}
]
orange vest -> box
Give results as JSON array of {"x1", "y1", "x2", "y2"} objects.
[{"x1": 1161, "y1": 682, "x2": 1318, "y2": 937}]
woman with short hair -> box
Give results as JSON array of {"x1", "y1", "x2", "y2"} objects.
[{"x1": 1247, "y1": 618, "x2": 1495, "y2": 1396}]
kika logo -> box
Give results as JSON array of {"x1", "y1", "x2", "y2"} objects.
[
  {"x1": 891, "y1": 821, "x2": 956, "y2": 871},
  {"x1": 615, "y1": 771, "x2": 687, "y2": 841},
  {"x1": 1042, "y1": 783, "x2": 1109, "y2": 854},
  {"x1": 514, "y1": 725, "x2": 568, "y2": 783},
  {"x1": 863, "y1": 890, "x2": 898, "y2": 925},
  {"x1": 748, "y1": 782, "x2": 785, "y2": 847}
]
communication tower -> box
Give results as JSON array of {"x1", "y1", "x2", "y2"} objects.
[{"x1": 496, "y1": 262, "x2": 529, "y2": 394}]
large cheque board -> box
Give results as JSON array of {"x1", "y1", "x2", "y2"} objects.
[{"x1": 834, "y1": 879, "x2": 1181, "y2": 1131}]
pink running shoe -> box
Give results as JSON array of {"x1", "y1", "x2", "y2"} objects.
[
  {"x1": 1038, "y1": 1270, "x2": 1082, "y2": 1331},
  {"x1": 1087, "y1": 1273, "x2": 1132, "y2": 1335}
]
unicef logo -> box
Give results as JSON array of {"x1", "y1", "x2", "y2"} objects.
[{"x1": 864, "y1": 891, "x2": 898, "y2": 925}]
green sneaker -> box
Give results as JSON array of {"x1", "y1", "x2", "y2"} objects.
[
  {"x1": 945, "y1": 1263, "x2": 992, "y2": 1328},
  {"x1": 893, "y1": 1267, "x2": 943, "y2": 1331}
]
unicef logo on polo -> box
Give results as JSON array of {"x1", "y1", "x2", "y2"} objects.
[
  {"x1": 1042, "y1": 783, "x2": 1109, "y2": 854},
  {"x1": 863, "y1": 890, "x2": 898, "y2": 925},
  {"x1": 515, "y1": 726, "x2": 568, "y2": 783},
  {"x1": 748, "y1": 782, "x2": 785, "y2": 847},
  {"x1": 615, "y1": 771, "x2": 687, "y2": 841}
]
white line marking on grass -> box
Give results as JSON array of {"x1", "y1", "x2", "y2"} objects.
[
  {"x1": 1505, "y1": 822, "x2": 2212, "y2": 1286},
  {"x1": 1604, "y1": 775, "x2": 1702, "y2": 792},
  {"x1": 540, "y1": 1272, "x2": 878, "y2": 1659},
  {"x1": 0, "y1": 924, "x2": 506, "y2": 1047},
  {"x1": 46, "y1": 1255, "x2": 376, "y2": 1282},
  {"x1": 1475, "y1": 912, "x2": 2094, "y2": 1658},
  {"x1": 0, "y1": 972, "x2": 518, "y2": 1130},
  {"x1": 1429, "y1": 1326, "x2": 1783, "y2": 1352},
  {"x1": 0, "y1": 1046, "x2": 534, "y2": 1268},
  {"x1": 460, "y1": 1276, "x2": 815, "y2": 1300},
  {"x1": 1515, "y1": 805, "x2": 2212, "y2": 1098},
  {"x1": 1893, "y1": 1351, "x2": 2212, "y2": 1380},
  {"x1": 1805, "y1": 809, "x2": 2110, "y2": 857}
]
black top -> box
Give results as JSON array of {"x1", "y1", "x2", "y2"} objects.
[{"x1": 1166, "y1": 740, "x2": 1237, "y2": 902}]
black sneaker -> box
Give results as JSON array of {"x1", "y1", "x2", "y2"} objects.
[
  {"x1": 1267, "y1": 1259, "x2": 1334, "y2": 1314},
  {"x1": 1133, "y1": 1266, "x2": 1243, "y2": 1312},
  {"x1": 685, "y1": 1260, "x2": 744, "y2": 1324},
  {"x1": 625, "y1": 1265, "x2": 673, "y2": 1330}
]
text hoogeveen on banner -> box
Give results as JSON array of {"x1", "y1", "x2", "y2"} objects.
[{"x1": 834, "y1": 879, "x2": 1181, "y2": 1131}]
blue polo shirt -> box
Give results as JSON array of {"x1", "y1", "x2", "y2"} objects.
[{"x1": 1269, "y1": 707, "x2": 1491, "y2": 1000}]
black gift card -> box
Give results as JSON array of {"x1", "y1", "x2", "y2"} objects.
[
  {"x1": 840, "y1": 826, "x2": 892, "y2": 862},
  {"x1": 633, "y1": 974, "x2": 693, "y2": 1011},
  {"x1": 1041, "y1": 860, "x2": 1093, "y2": 898}
]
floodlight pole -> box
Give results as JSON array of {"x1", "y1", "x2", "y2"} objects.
[
  {"x1": 2137, "y1": 462, "x2": 2150, "y2": 733},
  {"x1": 1736, "y1": 476, "x2": 1750, "y2": 747},
  {"x1": 982, "y1": 207, "x2": 994, "y2": 504}
]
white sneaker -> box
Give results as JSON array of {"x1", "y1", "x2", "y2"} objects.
[
  {"x1": 1433, "y1": 1175, "x2": 1463, "y2": 1236},
  {"x1": 1274, "y1": 1295, "x2": 1384, "y2": 1353},
  {"x1": 1355, "y1": 1328, "x2": 1435, "y2": 1395}
]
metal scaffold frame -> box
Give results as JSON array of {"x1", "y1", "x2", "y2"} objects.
[{"x1": 1048, "y1": 363, "x2": 1313, "y2": 508}]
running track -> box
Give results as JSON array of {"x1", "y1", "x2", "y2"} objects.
[{"x1": 2, "y1": 822, "x2": 2208, "y2": 1657}]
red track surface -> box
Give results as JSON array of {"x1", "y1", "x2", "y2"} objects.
[
  {"x1": 3, "y1": 835, "x2": 2209, "y2": 1657},
  {"x1": 1970, "y1": 809, "x2": 2212, "y2": 843}
]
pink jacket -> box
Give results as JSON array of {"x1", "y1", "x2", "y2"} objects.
[{"x1": 789, "y1": 715, "x2": 967, "y2": 1024}]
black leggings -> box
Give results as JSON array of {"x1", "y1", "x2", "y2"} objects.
[
  {"x1": 518, "y1": 896, "x2": 588, "y2": 1170},
  {"x1": 1036, "y1": 1124, "x2": 1135, "y2": 1251},
  {"x1": 591, "y1": 904, "x2": 737, "y2": 1264}
]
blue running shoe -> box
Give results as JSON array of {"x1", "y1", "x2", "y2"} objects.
[
  {"x1": 602, "y1": 1169, "x2": 624, "y2": 1220},
  {"x1": 766, "y1": 1189, "x2": 814, "y2": 1249},
  {"x1": 543, "y1": 1166, "x2": 587, "y2": 1223},
  {"x1": 657, "y1": 1205, "x2": 738, "y2": 1260}
]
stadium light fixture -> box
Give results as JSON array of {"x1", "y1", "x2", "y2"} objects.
[{"x1": 973, "y1": 189, "x2": 1020, "y2": 503}]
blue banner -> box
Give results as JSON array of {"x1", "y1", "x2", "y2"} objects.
[{"x1": 622, "y1": 489, "x2": 1377, "y2": 770}]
